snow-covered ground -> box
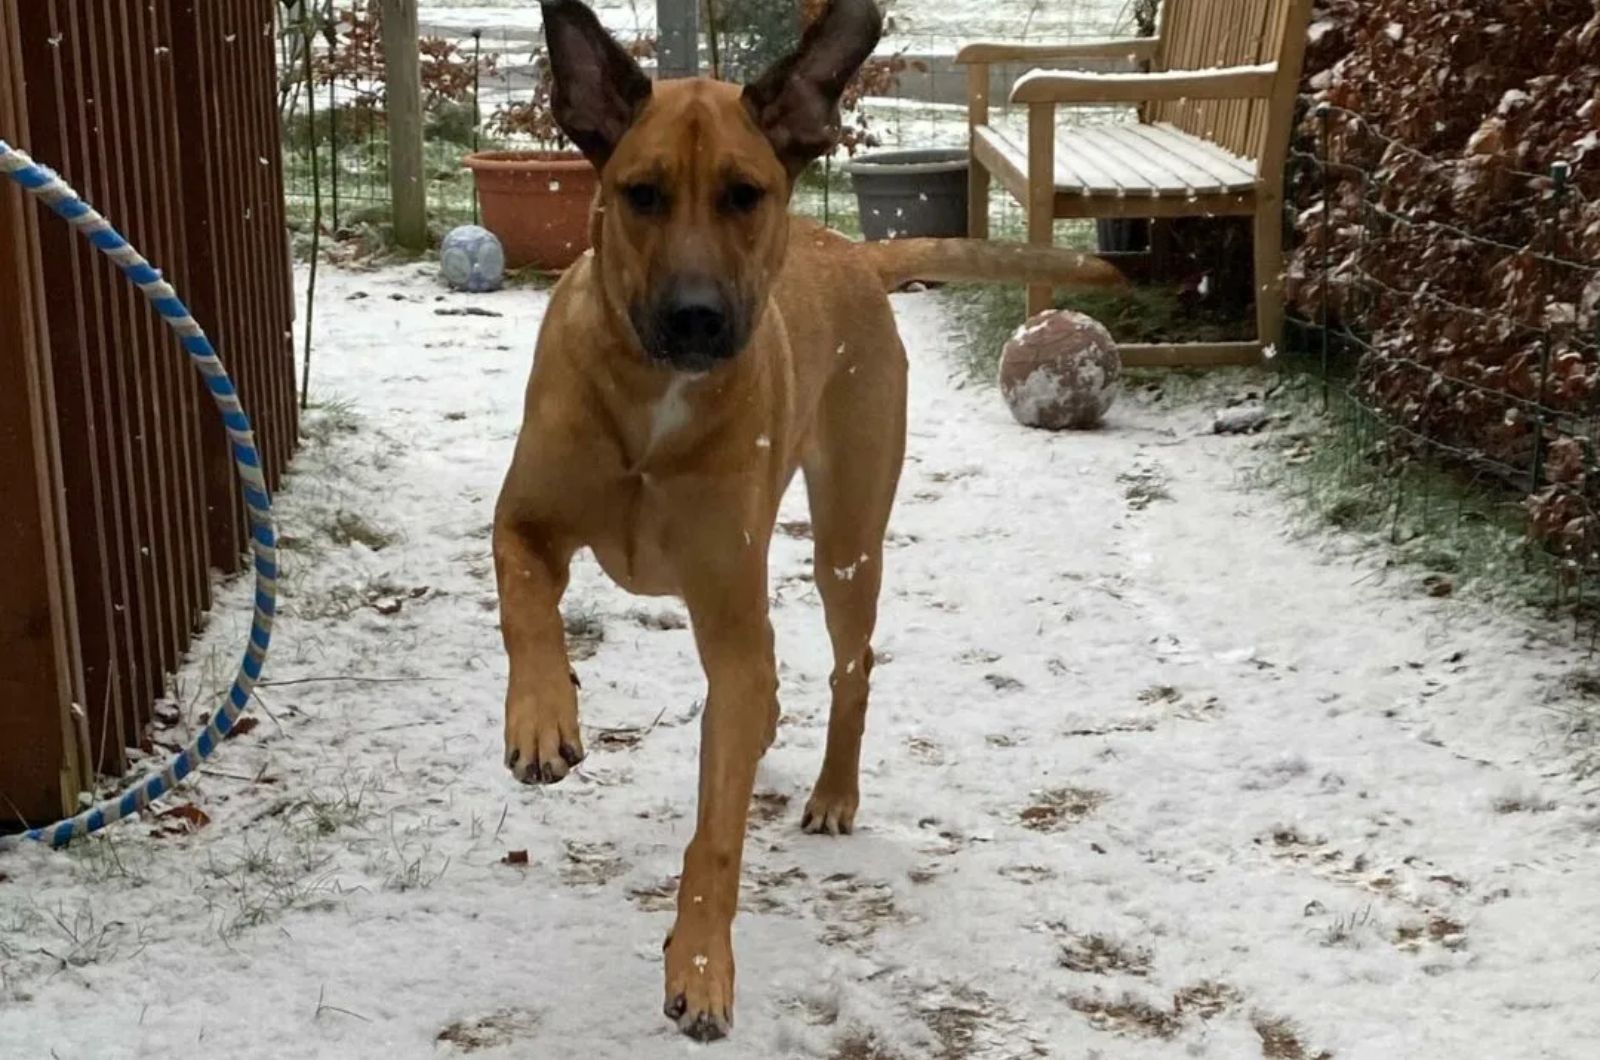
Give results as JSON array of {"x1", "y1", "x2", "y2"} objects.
[{"x1": 2, "y1": 263, "x2": 1599, "y2": 1059}]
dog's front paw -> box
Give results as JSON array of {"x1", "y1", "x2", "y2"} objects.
[
  {"x1": 504, "y1": 696, "x2": 584, "y2": 785},
  {"x1": 663, "y1": 925, "x2": 735, "y2": 1041},
  {"x1": 801, "y1": 780, "x2": 859, "y2": 836}
]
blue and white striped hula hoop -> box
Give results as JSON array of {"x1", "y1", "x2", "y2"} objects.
[{"x1": 0, "y1": 140, "x2": 277, "y2": 852}]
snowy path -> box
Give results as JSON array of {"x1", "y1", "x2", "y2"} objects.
[{"x1": 2, "y1": 264, "x2": 1598, "y2": 1060}]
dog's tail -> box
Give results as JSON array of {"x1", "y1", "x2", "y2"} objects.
[{"x1": 855, "y1": 238, "x2": 1127, "y2": 293}]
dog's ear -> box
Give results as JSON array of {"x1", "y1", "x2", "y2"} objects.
[
  {"x1": 741, "y1": 0, "x2": 883, "y2": 179},
  {"x1": 540, "y1": 0, "x2": 652, "y2": 169}
]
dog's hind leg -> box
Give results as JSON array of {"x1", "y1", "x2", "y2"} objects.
[
  {"x1": 494, "y1": 516, "x2": 583, "y2": 784},
  {"x1": 800, "y1": 334, "x2": 908, "y2": 836}
]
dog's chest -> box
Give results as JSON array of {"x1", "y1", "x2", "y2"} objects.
[
  {"x1": 644, "y1": 377, "x2": 693, "y2": 454},
  {"x1": 588, "y1": 476, "x2": 680, "y2": 597},
  {"x1": 583, "y1": 377, "x2": 703, "y2": 596}
]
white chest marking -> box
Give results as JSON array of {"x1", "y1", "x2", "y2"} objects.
[{"x1": 646, "y1": 376, "x2": 693, "y2": 456}]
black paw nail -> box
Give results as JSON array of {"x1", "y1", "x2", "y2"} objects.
[
  {"x1": 540, "y1": 762, "x2": 557, "y2": 784},
  {"x1": 665, "y1": 994, "x2": 687, "y2": 1020},
  {"x1": 569, "y1": 669, "x2": 581, "y2": 688},
  {"x1": 684, "y1": 1014, "x2": 727, "y2": 1042},
  {"x1": 506, "y1": 749, "x2": 520, "y2": 770},
  {"x1": 559, "y1": 742, "x2": 583, "y2": 767}
]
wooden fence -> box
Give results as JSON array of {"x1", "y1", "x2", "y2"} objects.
[{"x1": 0, "y1": 0, "x2": 297, "y2": 828}]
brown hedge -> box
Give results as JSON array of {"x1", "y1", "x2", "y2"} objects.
[{"x1": 1288, "y1": 1, "x2": 1600, "y2": 562}]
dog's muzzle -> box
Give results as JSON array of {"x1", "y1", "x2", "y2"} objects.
[{"x1": 634, "y1": 277, "x2": 747, "y2": 372}]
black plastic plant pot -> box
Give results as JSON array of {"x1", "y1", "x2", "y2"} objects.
[{"x1": 843, "y1": 147, "x2": 970, "y2": 241}]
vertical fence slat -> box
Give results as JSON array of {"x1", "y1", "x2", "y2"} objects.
[
  {"x1": 66, "y1": 0, "x2": 151, "y2": 760},
  {"x1": 107, "y1": 0, "x2": 185, "y2": 690},
  {"x1": 232, "y1": 0, "x2": 292, "y2": 488},
  {"x1": 84, "y1": 0, "x2": 166, "y2": 722},
  {"x1": 17, "y1": 0, "x2": 129, "y2": 772},
  {"x1": 254, "y1": 0, "x2": 299, "y2": 486},
  {"x1": 0, "y1": 0, "x2": 85, "y2": 826},
  {"x1": 147, "y1": 0, "x2": 213, "y2": 629},
  {"x1": 171, "y1": 0, "x2": 246, "y2": 571},
  {"x1": 262, "y1": 5, "x2": 301, "y2": 465},
  {"x1": 125, "y1": 0, "x2": 199, "y2": 653},
  {"x1": 210, "y1": 1, "x2": 264, "y2": 541},
  {"x1": 269, "y1": 1, "x2": 302, "y2": 468}
]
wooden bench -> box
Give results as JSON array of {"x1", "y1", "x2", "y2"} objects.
[{"x1": 956, "y1": 0, "x2": 1313, "y2": 367}]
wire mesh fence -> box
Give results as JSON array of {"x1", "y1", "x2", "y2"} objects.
[{"x1": 1287, "y1": 100, "x2": 1600, "y2": 614}]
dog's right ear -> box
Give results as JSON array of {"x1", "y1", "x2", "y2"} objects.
[{"x1": 540, "y1": 0, "x2": 652, "y2": 169}]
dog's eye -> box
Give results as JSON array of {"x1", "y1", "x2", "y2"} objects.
[
  {"x1": 721, "y1": 181, "x2": 765, "y2": 215},
  {"x1": 623, "y1": 182, "x2": 667, "y2": 216}
]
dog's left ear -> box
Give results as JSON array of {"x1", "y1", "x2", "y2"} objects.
[
  {"x1": 741, "y1": 0, "x2": 883, "y2": 179},
  {"x1": 541, "y1": 0, "x2": 652, "y2": 169}
]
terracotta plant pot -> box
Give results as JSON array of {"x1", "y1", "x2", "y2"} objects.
[{"x1": 463, "y1": 150, "x2": 596, "y2": 271}]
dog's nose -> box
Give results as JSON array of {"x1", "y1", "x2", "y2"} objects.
[
  {"x1": 664, "y1": 282, "x2": 728, "y2": 347},
  {"x1": 638, "y1": 278, "x2": 745, "y2": 370}
]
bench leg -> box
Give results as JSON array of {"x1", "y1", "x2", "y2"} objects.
[
  {"x1": 1026, "y1": 203, "x2": 1053, "y2": 319},
  {"x1": 1025, "y1": 104, "x2": 1056, "y2": 320},
  {"x1": 1254, "y1": 201, "x2": 1285, "y2": 358}
]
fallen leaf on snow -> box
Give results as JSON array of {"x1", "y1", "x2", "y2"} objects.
[{"x1": 154, "y1": 804, "x2": 211, "y2": 836}]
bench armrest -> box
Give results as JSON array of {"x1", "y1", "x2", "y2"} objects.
[
  {"x1": 954, "y1": 38, "x2": 1158, "y2": 65},
  {"x1": 1010, "y1": 63, "x2": 1277, "y2": 104}
]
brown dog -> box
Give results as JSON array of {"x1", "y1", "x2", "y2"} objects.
[{"x1": 495, "y1": 0, "x2": 1118, "y2": 1040}]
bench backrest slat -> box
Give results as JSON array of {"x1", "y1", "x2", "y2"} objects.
[{"x1": 1149, "y1": 0, "x2": 1296, "y2": 162}]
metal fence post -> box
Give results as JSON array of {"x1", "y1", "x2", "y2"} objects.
[
  {"x1": 1530, "y1": 160, "x2": 1569, "y2": 493},
  {"x1": 1316, "y1": 102, "x2": 1331, "y2": 410}
]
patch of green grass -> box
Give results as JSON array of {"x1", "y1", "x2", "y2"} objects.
[
  {"x1": 322, "y1": 509, "x2": 400, "y2": 552},
  {"x1": 63, "y1": 830, "x2": 150, "y2": 886},
  {"x1": 301, "y1": 395, "x2": 362, "y2": 446},
  {"x1": 374, "y1": 818, "x2": 451, "y2": 893},
  {"x1": 562, "y1": 600, "x2": 607, "y2": 662},
  {"x1": 201, "y1": 829, "x2": 340, "y2": 939},
  {"x1": 792, "y1": 157, "x2": 862, "y2": 237},
  {"x1": 283, "y1": 133, "x2": 485, "y2": 255},
  {"x1": 1320, "y1": 905, "x2": 1376, "y2": 948},
  {"x1": 1551, "y1": 670, "x2": 1600, "y2": 780},
  {"x1": 1258, "y1": 380, "x2": 1566, "y2": 611},
  {"x1": 795, "y1": 157, "x2": 855, "y2": 199},
  {"x1": 297, "y1": 779, "x2": 374, "y2": 837},
  {"x1": 39, "y1": 902, "x2": 151, "y2": 968},
  {"x1": 424, "y1": 101, "x2": 482, "y2": 148}
]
